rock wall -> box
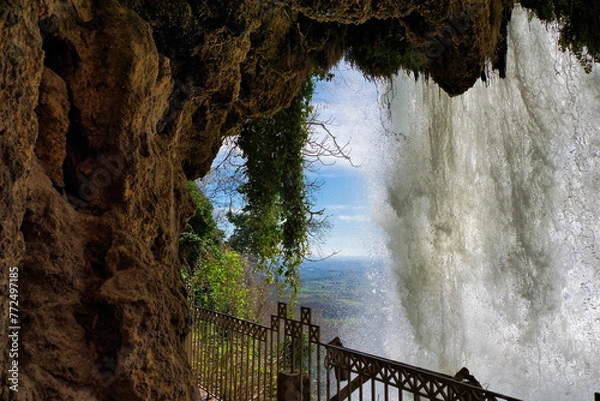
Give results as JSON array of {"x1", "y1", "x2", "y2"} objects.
[
  {"x1": 2, "y1": 1, "x2": 199, "y2": 399},
  {"x1": 0, "y1": 0, "x2": 508, "y2": 399}
]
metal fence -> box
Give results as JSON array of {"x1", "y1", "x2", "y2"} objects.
[{"x1": 184, "y1": 303, "x2": 522, "y2": 401}]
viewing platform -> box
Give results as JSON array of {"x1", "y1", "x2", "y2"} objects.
[{"x1": 184, "y1": 303, "x2": 529, "y2": 401}]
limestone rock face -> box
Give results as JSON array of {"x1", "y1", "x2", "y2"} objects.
[
  {"x1": 2, "y1": 1, "x2": 198, "y2": 400},
  {"x1": 293, "y1": 0, "x2": 511, "y2": 96},
  {"x1": 35, "y1": 67, "x2": 69, "y2": 187},
  {"x1": 0, "y1": 2, "x2": 44, "y2": 397},
  {"x1": 0, "y1": 0, "x2": 507, "y2": 399}
]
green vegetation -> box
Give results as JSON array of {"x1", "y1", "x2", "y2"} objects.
[
  {"x1": 345, "y1": 18, "x2": 425, "y2": 80},
  {"x1": 180, "y1": 181, "x2": 257, "y2": 319},
  {"x1": 181, "y1": 77, "x2": 328, "y2": 317},
  {"x1": 228, "y1": 79, "x2": 319, "y2": 293},
  {"x1": 343, "y1": 2, "x2": 600, "y2": 79},
  {"x1": 520, "y1": 0, "x2": 600, "y2": 71}
]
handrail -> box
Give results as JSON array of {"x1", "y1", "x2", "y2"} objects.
[
  {"x1": 323, "y1": 343, "x2": 521, "y2": 401},
  {"x1": 185, "y1": 303, "x2": 523, "y2": 401}
]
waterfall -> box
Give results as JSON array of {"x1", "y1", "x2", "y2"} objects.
[{"x1": 378, "y1": 7, "x2": 600, "y2": 400}]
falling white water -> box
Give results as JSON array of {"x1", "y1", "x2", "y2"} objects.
[{"x1": 376, "y1": 7, "x2": 600, "y2": 400}]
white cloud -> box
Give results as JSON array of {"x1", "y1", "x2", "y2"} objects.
[
  {"x1": 326, "y1": 204, "x2": 367, "y2": 211},
  {"x1": 309, "y1": 63, "x2": 383, "y2": 171},
  {"x1": 337, "y1": 214, "x2": 371, "y2": 222}
]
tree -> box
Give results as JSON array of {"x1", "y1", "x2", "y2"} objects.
[
  {"x1": 198, "y1": 75, "x2": 355, "y2": 293},
  {"x1": 228, "y1": 78, "x2": 322, "y2": 292},
  {"x1": 180, "y1": 181, "x2": 255, "y2": 319}
]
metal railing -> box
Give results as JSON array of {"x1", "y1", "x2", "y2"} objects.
[{"x1": 184, "y1": 303, "x2": 521, "y2": 401}]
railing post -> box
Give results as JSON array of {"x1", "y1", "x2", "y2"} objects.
[
  {"x1": 277, "y1": 371, "x2": 310, "y2": 401},
  {"x1": 595, "y1": 392, "x2": 600, "y2": 401}
]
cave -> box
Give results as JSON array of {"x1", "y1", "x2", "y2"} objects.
[{"x1": 0, "y1": 0, "x2": 510, "y2": 399}]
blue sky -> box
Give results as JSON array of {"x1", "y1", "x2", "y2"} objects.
[
  {"x1": 201, "y1": 63, "x2": 387, "y2": 258},
  {"x1": 306, "y1": 63, "x2": 387, "y2": 258}
]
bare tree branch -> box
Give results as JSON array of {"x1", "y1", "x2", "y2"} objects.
[{"x1": 304, "y1": 114, "x2": 362, "y2": 168}]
